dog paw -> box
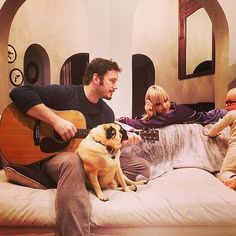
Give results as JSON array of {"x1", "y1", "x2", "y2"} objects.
[
  {"x1": 97, "y1": 193, "x2": 109, "y2": 202},
  {"x1": 133, "y1": 185, "x2": 137, "y2": 192},
  {"x1": 129, "y1": 184, "x2": 137, "y2": 192},
  {"x1": 100, "y1": 197, "x2": 109, "y2": 202}
]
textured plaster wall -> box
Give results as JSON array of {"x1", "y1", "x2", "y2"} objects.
[{"x1": 0, "y1": 0, "x2": 236, "y2": 115}]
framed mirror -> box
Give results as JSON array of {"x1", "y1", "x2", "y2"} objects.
[{"x1": 178, "y1": 0, "x2": 215, "y2": 80}]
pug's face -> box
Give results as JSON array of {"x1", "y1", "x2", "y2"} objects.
[{"x1": 90, "y1": 123, "x2": 128, "y2": 149}]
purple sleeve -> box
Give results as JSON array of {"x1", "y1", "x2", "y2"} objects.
[
  {"x1": 117, "y1": 116, "x2": 170, "y2": 129},
  {"x1": 117, "y1": 104, "x2": 196, "y2": 129}
]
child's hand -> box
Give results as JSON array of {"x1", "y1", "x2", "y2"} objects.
[
  {"x1": 203, "y1": 127, "x2": 209, "y2": 136},
  {"x1": 144, "y1": 100, "x2": 154, "y2": 118},
  {"x1": 203, "y1": 126, "x2": 219, "y2": 137}
]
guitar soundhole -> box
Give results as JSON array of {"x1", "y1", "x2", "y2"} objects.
[
  {"x1": 40, "y1": 137, "x2": 69, "y2": 153},
  {"x1": 54, "y1": 131, "x2": 64, "y2": 142}
]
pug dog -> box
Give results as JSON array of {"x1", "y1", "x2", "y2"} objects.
[{"x1": 75, "y1": 123, "x2": 147, "y2": 201}]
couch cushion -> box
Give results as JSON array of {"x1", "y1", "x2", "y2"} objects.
[
  {"x1": 0, "y1": 170, "x2": 56, "y2": 227},
  {"x1": 90, "y1": 168, "x2": 236, "y2": 228},
  {"x1": 0, "y1": 168, "x2": 236, "y2": 230},
  {"x1": 4, "y1": 163, "x2": 55, "y2": 189},
  {"x1": 4, "y1": 166, "x2": 47, "y2": 190}
]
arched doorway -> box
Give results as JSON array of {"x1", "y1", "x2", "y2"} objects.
[
  {"x1": 0, "y1": 0, "x2": 26, "y2": 113},
  {"x1": 24, "y1": 44, "x2": 50, "y2": 85},
  {"x1": 132, "y1": 54, "x2": 155, "y2": 118},
  {"x1": 60, "y1": 53, "x2": 89, "y2": 85}
]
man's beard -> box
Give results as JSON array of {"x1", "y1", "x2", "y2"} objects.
[{"x1": 103, "y1": 94, "x2": 112, "y2": 100}]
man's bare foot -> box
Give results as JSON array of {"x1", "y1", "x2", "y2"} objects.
[{"x1": 224, "y1": 176, "x2": 236, "y2": 189}]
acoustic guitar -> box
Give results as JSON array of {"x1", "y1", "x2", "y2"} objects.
[{"x1": 0, "y1": 103, "x2": 159, "y2": 166}]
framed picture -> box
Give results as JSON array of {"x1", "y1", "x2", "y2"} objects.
[
  {"x1": 9, "y1": 68, "x2": 24, "y2": 86},
  {"x1": 8, "y1": 45, "x2": 17, "y2": 63},
  {"x1": 26, "y1": 61, "x2": 39, "y2": 84}
]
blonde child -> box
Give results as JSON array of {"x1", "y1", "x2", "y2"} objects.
[
  {"x1": 118, "y1": 85, "x2": 227, "y2": 129},
  {"x1": 140, "y1": 85, "x2": 171, "y2": 121},
  {"x1": 206, "y1": 88, "x2": 236, "y2": 189}
]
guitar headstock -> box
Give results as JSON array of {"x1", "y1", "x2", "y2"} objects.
[{"x1": 134, "y1": 129, "x2": 159, "y2": 142}]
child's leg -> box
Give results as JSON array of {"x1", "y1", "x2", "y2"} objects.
[{"x1": 219, "y1": 148, "x2": 236, "y2": 190}]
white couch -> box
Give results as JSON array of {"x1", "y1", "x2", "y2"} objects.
[{"x1": 0, "y1": 123, "x2": 236, "y2": 236}]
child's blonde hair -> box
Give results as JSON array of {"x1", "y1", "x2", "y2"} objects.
[
  {"x1": 145, "y1": 85, "x2": 169, "y2": 103},
  {"x1": 144, "y1": 85, "x2": 170, "y2": 116}
]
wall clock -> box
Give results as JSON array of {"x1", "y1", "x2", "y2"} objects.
[
  {"x1": 26, "y1": 61, "x2": 39, "y2": 84},
  {"x1": 8, "y1": 45, "x2": 17, "y2": 63},
  {"x1": 9, "y1": 68, "x2": 24, "y2": 86}
]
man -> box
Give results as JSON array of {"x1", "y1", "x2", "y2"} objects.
[{"x1": 9, "y1": 57, "x2": 150, "y2": 236}]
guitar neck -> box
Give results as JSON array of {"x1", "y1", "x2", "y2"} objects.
[
  {"x1": 56, "y1": 128, "x2": 143, "y2": 140},
  {"x1": 74, "y1": 129, "x2": 145, "y2": 138},
  {"x1": 132, "y1": 129, "x2": 159, "y2": 141},
  {"x1": 73, "y1": 128, "x2": 159, "y2": 141},
  {"x1": 75, "y1": 129, "x2": 90, "y2": 138}
]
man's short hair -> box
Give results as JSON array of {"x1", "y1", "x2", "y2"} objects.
[{"x1": 82, "y1": 58, "x2": 122, "y2": 85}]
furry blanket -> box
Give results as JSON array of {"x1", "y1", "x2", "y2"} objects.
[{"x1": 122, "y1": 123, "x2": 230, "y2": 178}]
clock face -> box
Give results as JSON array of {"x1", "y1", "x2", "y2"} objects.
[
  {"x1": 8, "y1": 45, "x2": 17, "y2": 63},
  {"x1": 9, "y1": 68, "x2": 24, "y2": 86}
]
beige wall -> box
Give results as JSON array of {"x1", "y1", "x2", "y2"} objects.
[
  {"x1": 6, "y1": 0, "x2": 138, "y2": 117},
  {"x1": 1, "y1": 0, "x2": 236, "y2": 116},
  {"x1": 219, "y1": 0, "x2": 236, "y2": 67},
  {"x1": 219, "y1": 0, "x2": 236, "y2": 92},
  {"x1": 132, "y1": 0, "x2": 236, "y2": 108},
  {"x1": 81, "y1": 0, "x2": 139, "y2": 117},
  {"x1": 9, "y1": 0, "x2": 89, "y2": 85}
]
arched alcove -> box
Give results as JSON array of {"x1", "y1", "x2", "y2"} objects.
[
  {"x1": 24, "y1": 44, "x2": 50, "y2": 85},
  {"x1": 0, "y1": 0, "x2": 90, "y2": 112},
  {"x1": 132, "y1": 54, "x2": 155, "y2": 118},
  {"x1": 0, "y1": 0, "x2": 26, "y2": 113},
  {"x1": 60, "y1": 53, "x2": 89, "y2": 85}
]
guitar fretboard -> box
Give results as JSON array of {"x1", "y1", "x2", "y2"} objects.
[
  {"x1": 75, "y1": 129, "x2": 90, "y2": 138},
  {"x1": 74, "y1": 128, "x2": 159, "y2": 141}
]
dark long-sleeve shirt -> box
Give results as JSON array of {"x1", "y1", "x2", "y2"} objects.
[{"x1": 9, "y1": 84, "x2": 114, "y2": 129}]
